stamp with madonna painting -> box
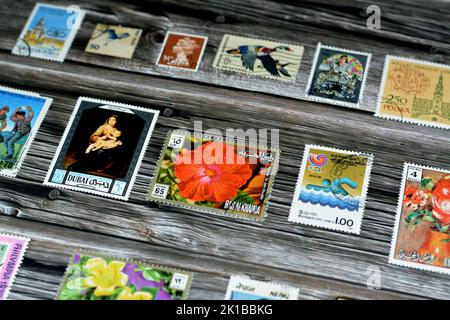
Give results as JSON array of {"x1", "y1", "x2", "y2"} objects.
[
  {"x1": 225, "y1": 275, "x2": 299, "y2": 300},
  {"x1": 0, "y1": 86, "x2": 53, "y2": 177},
  {"x1": 157, "y1": 32, "x2": 208, "y2": 72},
  {"x1": 288, "y1": 145, "x2": 373, "y2": 234},
  {"x1": 375, "y1": 56, "x2": 450, "y2": 129},
  {"x1": 44, "y1": 97, "x2": 159, "y2": 201},
  {"x1": 147, "y1": 130, "x2": 280, "y2": 221},
  {"x1": 389, "y1": 163, "x2": 450, "y2": 274},
  {"x1": 57, "y1": 251, "x2": 193, "y2": 300},
  {"x1": 305, "y1": 43, "x2": 371, "y2": 108}
]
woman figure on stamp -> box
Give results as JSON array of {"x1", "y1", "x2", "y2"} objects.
[
  {"x1": 169, "y1": 37, "x2": 200, "y2": 68},
  {"x1": 86, "y1": 115, "x2": 122, "y2": 154}
]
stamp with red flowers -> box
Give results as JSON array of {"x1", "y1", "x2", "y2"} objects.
[
  {"x1": 0, "y1": 233, "x2": 29, "y2": 300},
  {"x1": 147, "y1": 130, "x2": 280, "y2": 221},
  {"x1": 288, "y1": 145, "x2": 374, "y2": 234},
  {"x1": 389, "y1": 163, "x2": 450, "y2": 274}
]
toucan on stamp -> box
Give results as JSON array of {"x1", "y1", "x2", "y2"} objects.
[
  {"x1": 213, "y1": 34, "x2": 304, "y2": 81},
  {"x1": 288, "y1": 145, "x2": 373, "y2": 234}
]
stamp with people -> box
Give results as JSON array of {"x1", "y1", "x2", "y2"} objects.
[
  {"x1": 375, "y1": 56, "x2": 450, "y2": 129},
  {"x1": 157, "y1": 32, "x2": 208, "y2": 71},
  {"x1": 57, "y1": 251, "x2": 193, "y2": 300},
  {"x1": 288, "y1": 145, "x2": 373, "y2": 234},
  {"x1": 0, "y1": 86, "x2": 52, "y2": 177},
  {"x1": 225, "y1": 275, "x2": 299, "y2": 300},
  {"x1": 213, "y1": 34, "x2": 304, "y2": 81},
  {"x1": 85, "y1": 24, "x2": 143, "y2": 59},
  {"x1": 305, "y1": 43, "x2": 371, "y2": 108},
  {"x1": 389, "y1": 163, "x2": 450, "y2": 274},
  {"x1": 44, "y1": 97, "x2": 159, "y2": 200},
  {"x1": 12, "y1": 3, "x2": 85, "y2": 62},
  {"x1": 0, "y1": 233, "x2": 29, "y2": 300},
  {"x1": 147, "y1": 130, "x2": 280, "y2": 221}
]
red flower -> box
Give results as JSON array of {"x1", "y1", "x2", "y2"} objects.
[
  {"x1": 432, "y1": 175, "x2": 450, "y2": 225},
  {"x1": 174, "y1": 142, "x2": 252, "y2": 202}
]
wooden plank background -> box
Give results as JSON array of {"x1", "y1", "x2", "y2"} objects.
[{"x1": 0, "y1": 0, "x2": 449, "y2": 300}]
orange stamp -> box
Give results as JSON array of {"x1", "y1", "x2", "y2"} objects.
[
  {"x1": 375, "y1": 56, "x2": 450, "y2": 129},
  {"x1": 156, "y1": 32, "x2": 208, "y2": 72}
]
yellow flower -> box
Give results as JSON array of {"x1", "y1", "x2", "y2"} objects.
[
  {"x1": 117, "y1": 287, "x2": 153, "y2": 300},
  {"x1": 83, "y1": 258, "x2": 128, "y2": 297}
]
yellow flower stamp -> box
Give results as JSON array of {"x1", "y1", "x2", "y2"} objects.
[
  {"x1": 375, "y1": 56, "x2": 450, "y2": 129},
  {"x1": 85, "y1": 24, "x2": 143, "y2": 59}
]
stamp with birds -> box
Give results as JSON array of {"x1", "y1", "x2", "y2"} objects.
[
  {"x1": 375, "y1": 56, "x2": 450, "y2": 129},
  {"x1": 157, "y1": 32, "x2": 208, "y2": 71},
  {"x1": 0, "y1": 233, "x2": 29, "y2": 300},
  {"x1": 389, "y1": 163, "x2": 450, "y2": 274},
  {"x1": 147, "y1": 130, "x2": 280, "y2": 221},
  {"x1": 213, "y1": 34, "x2": 304, "y2": 81},
  {"x1": 85, "y1": 24, "x2": 143, "y2": 59},
  {"x1": 12, "y1": 3, "x2": 85, "y2": 62},
  {"x1": 305, "y1": 43, "x2": 371, "y2": 108},
  {"x1": 288, "y1": 145, "x2": 374, "y2": 234},
  {"x1": 57, "y1": 251, "x2": 193, "y2": 300},
  {"x1": 0, "y1": 86, "x2": 53, "y2": 178},
  {"x1": 225, "y1": 275, "x2": 299, "y2": 300},
  {"x1": 44, "y1": 97, "x2": 159, "y2": 201}
]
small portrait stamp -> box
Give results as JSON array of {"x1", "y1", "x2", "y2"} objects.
[
  {"x1": 85, "y1": 24, "x2": 143, "y2": 59},
  {"x1": 225, "y1": 275, "x2": 299, "y2": 300},
  {"x1": 44, "y1": 97, "x2": 159, "y2": 201},
  {"x1": 389, "y1": 163, "x2": 450, "y2": 274},
  {"x1": 12, "y1": 3, "x2": 85, "y2": 62},
  {"x1": 0, "y1": 233, "x2": 29, "y2": 300},
  {"x1": 305, "y1": 43, "x2": 371, "y2": 108},
  {"x1": 213, "y1": 34, "x2": 304, "y2": 81},
  {"x1": 57, "y1": 251, "x2": 193, "y2": 300},
  {"x1": 157, "y1": 32, "x2": 208, "y2": 71},
  {"x1": 375, "y1": 56, "x2": 450, "y2": 129},
  {"x1": 288, "y1": 145, "x2": 373, "y2": 234},
  {"x1": 0, "y1": 86, "x2": 53, "y2": 177},
  {"x1": 147, "y1": 130, "x2": 280, "y2": 221}
]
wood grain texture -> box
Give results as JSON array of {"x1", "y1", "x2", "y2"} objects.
[{"x1": 0, "y1": 0, "x2": 449, "y2": 300}]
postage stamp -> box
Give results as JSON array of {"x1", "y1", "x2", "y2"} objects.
[
  {"x1": 157, "y1": 32, "x2": 208, "y2": 71},
  {"x1": 44, "y1": 97, "x2": 159, "y2": 200},
  {"x1": 57, "y1": 251, "x2": 193, "y2": 300},
  {"x1": 213, "y1": 34, "x2": 304, "y2": 81},
  {"x1": 0, "y1": 86, "x2": 53, "y2": 177},
  {"x1": 288, "y1": 145, "x2": 373, "y2": 234},
  {"x1": 147, "y1": 130, "x2": 279, "y2": 221},
  {"x1": 375, "y1": 56, "x2": 450, "y2": 129},
  {"x1": 305, "y1": 43, "x2": 371, "y2": 108},
  {"x1": 225, "y1": 275, "x2": 299, "y2": 300},
  {"x1": 85, "y1": 24, "x2": 143, "y2": 59},
  {"x1": 389, "y1": 163, "x2": 450, "y2": 274},
  {"x1": 12, "y1": 3, "x2": 85, "y2": 62},
  {"x1": 0, "y1": 233, "x2": 29, "y2": 300}
]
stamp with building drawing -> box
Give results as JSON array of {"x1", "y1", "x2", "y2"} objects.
[
  {"x1": 12, "y1": 3, "x2": 85, "y2": 62},
  {"x1": 213, "y1": 34, "x2": 304, "y2": 81},
  {"x1": 288, "y1": 145, "x2": 373, "y2": 234},
  {"x1": 44, "y1": 97, "x2": 159, "y2": 201},
  {"x1": 85, "y1": 24, "x2": 143, "y2": 59},
  {"x1": 225, "y1": 275, "x2": 299, "y2": 300},
  {"x1": 0, "y1": 86, "x2": 52, "y2": 177},
  {"x1": 375, "y1": 56, "x2": 450, "y2": 129}
]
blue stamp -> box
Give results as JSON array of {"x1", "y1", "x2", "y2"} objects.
[
  {"x1": 51, "y1": 169, "x2": 67, "y2": 183},
  {"x1": 12, "y1": 3, "x2": 85, "y2": 62}
]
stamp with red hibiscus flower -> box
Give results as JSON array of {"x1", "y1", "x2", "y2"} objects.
[
  {"x1": 389, "y1": 163, "x2": 450, "y2": 274},
  {"x1": 147, "y1": 130, "x2": 280, "y2": 221}
]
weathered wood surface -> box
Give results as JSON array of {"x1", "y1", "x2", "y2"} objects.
[{"x1": 0, "y1": 0, "x2": 449, "y2": 300}]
